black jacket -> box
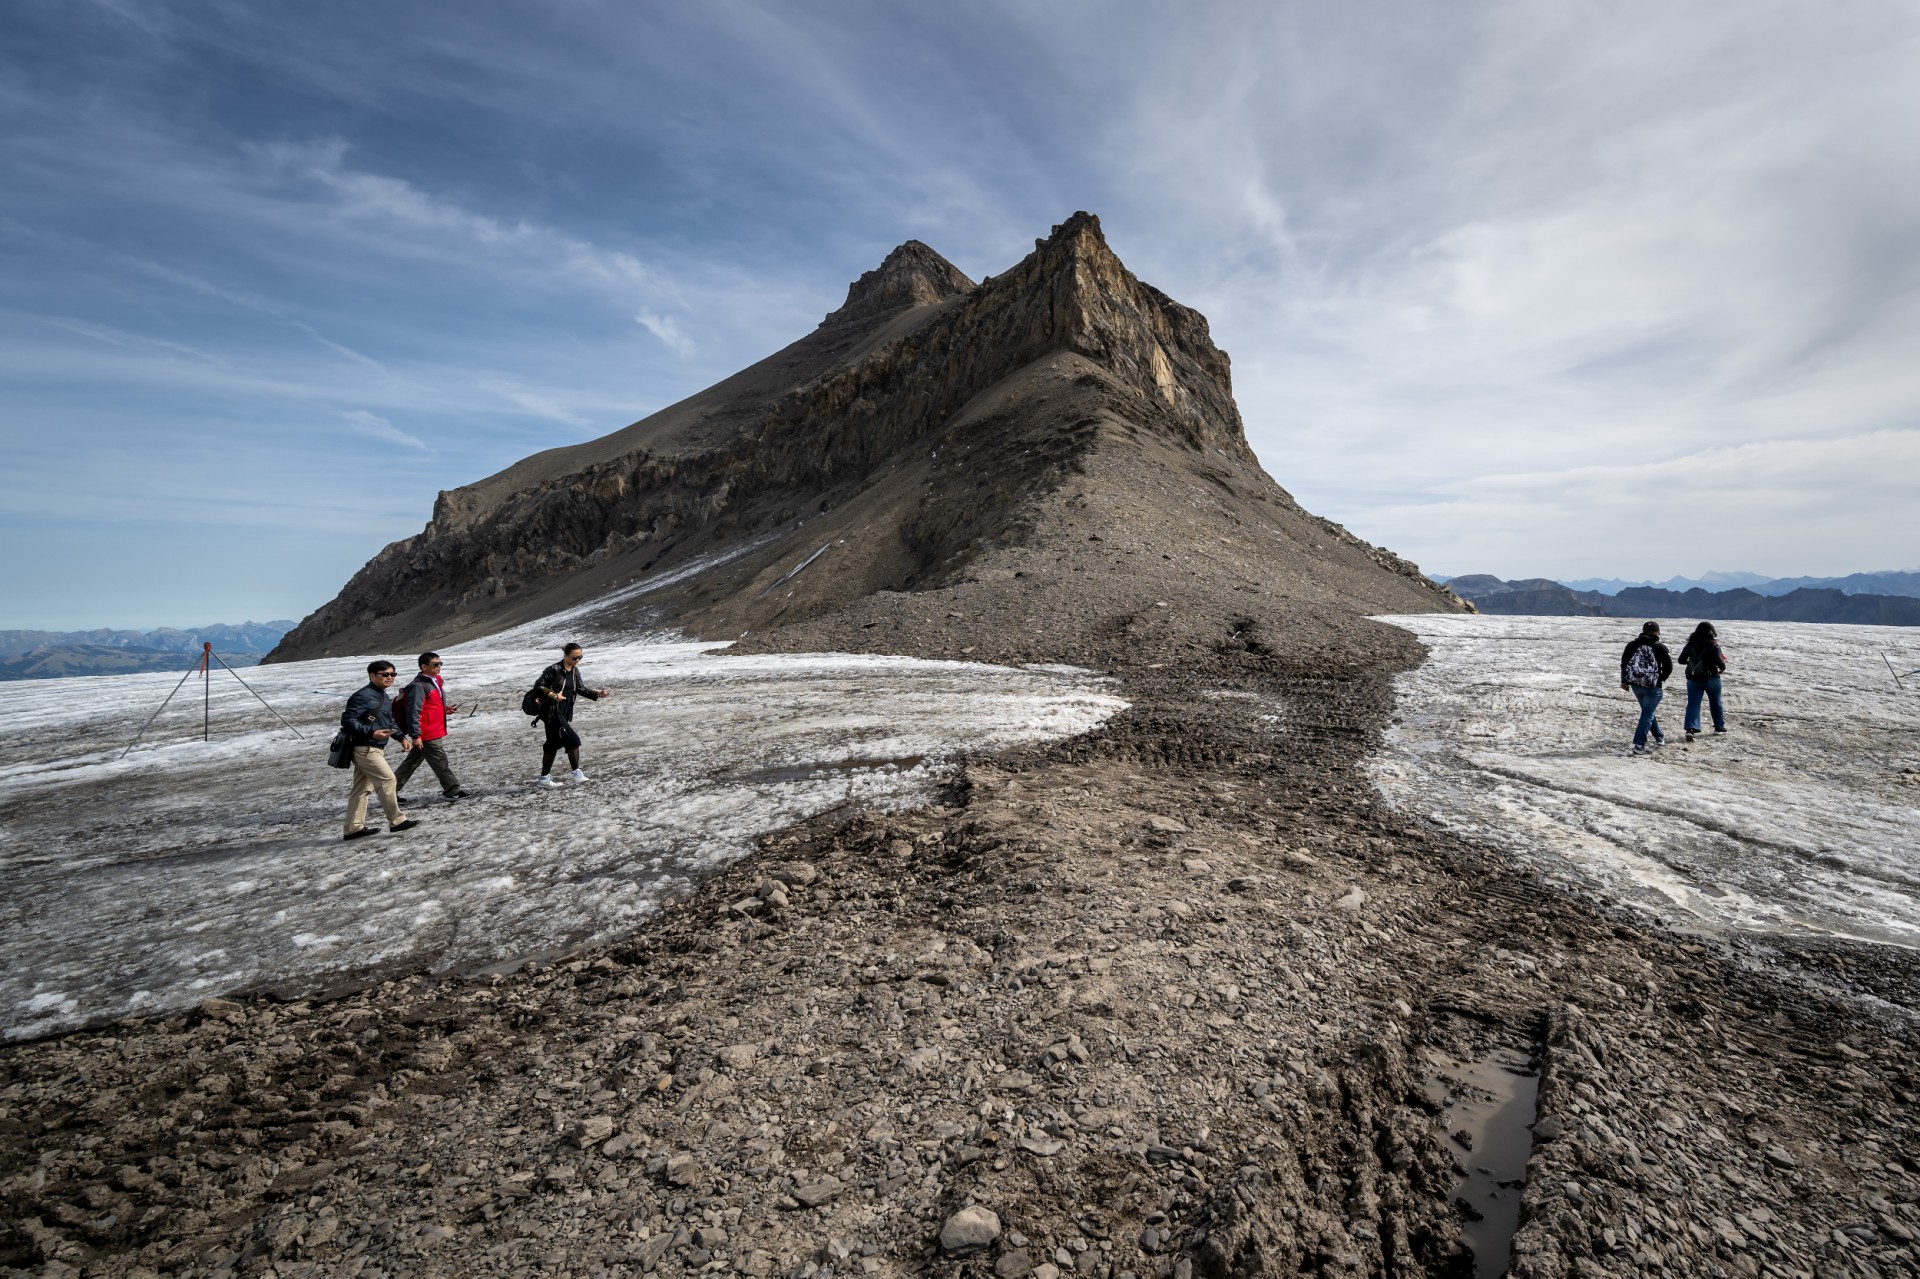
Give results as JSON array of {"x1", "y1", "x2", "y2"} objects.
[
  {"x1": 341, "y1": 682, "x2": 399, "y2": 747},
  {"x1": 536, "y1": 663, "x2": 601, "y2": 722},
  {"x1": 1677, "y1": 637, "x2": 1727, "y2": 681},
  {"x1": 1621, "y1": 636, "x2": 1673, "y2": 685}
]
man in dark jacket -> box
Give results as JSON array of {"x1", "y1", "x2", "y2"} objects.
[
  {"x1": 1619, "y1": 622, "x2": 1673, "y2": 755},
  {"x1": 394, "y1": 651, "x2": 467, "y2": 802},
  {"x1": 341, "y1": 660, "x2": 422, "y2": 841}
]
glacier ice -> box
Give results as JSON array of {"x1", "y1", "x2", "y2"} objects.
[
  {"x1": 0, "y1": 639, "x2": 1126, "y2": 1039},
  {"x1": 1374, "y1": 614, "x2": 1920, "y2": 947}
]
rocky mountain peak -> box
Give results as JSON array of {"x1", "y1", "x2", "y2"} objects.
[
  {"x1": 271, "y1": 212, "x2": 1457, "y2": 661},
  {"x1": 824, "y1": 239, "x2": 975, "y2": 325}
]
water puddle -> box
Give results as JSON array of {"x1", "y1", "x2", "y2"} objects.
[{"x1": 1422, "y1": 1044, "x2": 1541, "y2": 1278}]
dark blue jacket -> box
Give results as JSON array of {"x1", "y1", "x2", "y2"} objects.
[{"x1": 341, "y1": 683, "x2": 398, "y2": 747}]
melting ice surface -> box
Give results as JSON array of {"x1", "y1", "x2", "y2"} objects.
[
  {"x1": 1374, "y1": 615, "x2": 1920, "y2": 947},
  {"x1": 0, "y1": 639, "x2": 1126, "y2": 1039}
]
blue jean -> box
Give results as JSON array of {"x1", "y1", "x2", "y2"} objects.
[
  {"x1": 1632, "y1": 685, "x2": 1665, "y2": 748},
  {"x1": 1685, "y1": 677, "x2": 1725, "y2": 733}
]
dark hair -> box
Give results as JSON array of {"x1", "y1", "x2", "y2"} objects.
[
  {"x1": 562, "y1": 642, "x2": 583, "y2": 656},
  {"x1": 368, "y1": 660, "x2": 395, "y2": 676},
  {"x1": 1690, "y1": 622, "x2": 1717, "y2": 642},
  {"x1": 418, "y1": 651, "x2": 440, "y2": 667}
]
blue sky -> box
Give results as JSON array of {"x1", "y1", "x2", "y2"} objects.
[{"x1": 3, "y1": 1, "x2": 1917, "y2": 629}]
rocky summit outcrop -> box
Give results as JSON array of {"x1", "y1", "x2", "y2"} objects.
[
  {"x1": 269, "y1": 213, "x2": 1457, "y2": 661},
  {"x1": 829, "y1": 240, "x2": 978, "y2": 324}
]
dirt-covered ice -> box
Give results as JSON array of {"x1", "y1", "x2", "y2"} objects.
[
  {"x1": 0, "y1": 641, "x2": 1125, "y2": 1039},
  {"x1": 1374, "y1": 614, "x2": 1920, "y2": 946}
]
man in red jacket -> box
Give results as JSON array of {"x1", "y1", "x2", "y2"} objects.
[{"x1": 394, "y1": 651, "x2": 467, "y2": 802}]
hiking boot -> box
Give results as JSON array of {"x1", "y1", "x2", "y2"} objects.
[
  {"x1": 1685, "y1": 730, "x2": 1697, "y2": 742},
  {"x1": 343, "y1": 828, "x2": 379, "y2": 841},
  {"x1": 1632, "y1": 745, "x2": 1648, "y2": 755},
  {"x1": 570, "y1": 768, "x2": 589, "y2": 783},
  {"x1": 1712, "y1": 727, "x2": 1729, "y2": 735},
  {"x1": 445, "y1": 789, "x2": 469, "y2": 800},
  {"x1": 535, "y1": 775, "x2": 557, "y2": 789},
  {"x1": 389, "y1": 819, "x2": 420, "y2": 833},
  {"x1": 397, "y1": 796, "x2": 412, "y2": 807}
]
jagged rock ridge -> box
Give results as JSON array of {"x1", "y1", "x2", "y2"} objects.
[{"x1": 271, "y1": 213, "x2": 1456, "y2": 660}]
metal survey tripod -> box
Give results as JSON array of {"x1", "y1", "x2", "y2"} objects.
[{"x1": 120, "y1": 642, "x2": 305, "y2": 758}]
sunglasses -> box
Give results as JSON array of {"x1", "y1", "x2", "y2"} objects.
[{"x1": 374, "y1": 671, "x2": 396, "y2": 678}]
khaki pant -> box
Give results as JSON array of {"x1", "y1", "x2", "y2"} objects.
[
  {"x1": 345, "y1": 745, "x2": 402, "y2": 835},
  {"x1": 394, "y1": 737, "x2": 461, "y2": 796}
]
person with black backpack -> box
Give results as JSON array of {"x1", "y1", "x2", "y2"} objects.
[
  {"x1": 1619, "y1": 621, "x2": 1673, "y2": 755},
  {"x1": 529, "y1": 642, "x2": 610, "y2": 788},
  {"x1": 1677, "y1": 622, "x2": 1729, "y2": 742},
  {"x1": 394, "y1": 651, "x2": 468, "y2": 804}
]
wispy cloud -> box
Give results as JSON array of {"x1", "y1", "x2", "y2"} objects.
[
  {"x1": 473, "y1": 379, "x2": 595, "y2": 429},
  {"x1": 341, "y1": 408, "x2": 429, "y2": 452},
  {"x1": 635, "y1": 310, "x2": 693, "y2": 356},
  {"x1": 39, "y1": 316, "x2": 223, "y2": 364},
  {"x1": 127, "y1": 257, "x2": 387, "y2": 369},
  {"x1": 253, "y1": 138, "x2": 659, "y2": 298}
]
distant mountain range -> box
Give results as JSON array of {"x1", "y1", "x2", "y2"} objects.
[
  {"x1": 1442, "y1": 577, "x2": 1920, "y2": 626},
  {"x1": 1540, "y1": 570, "x2": 1920, "y2": 599},
  {"x1": 0, "y1": 621, "x2": 296, "y2": 681}
]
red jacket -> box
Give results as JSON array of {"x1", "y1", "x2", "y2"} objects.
[{"x1": 400, "y1": 673, "x2": 448, "y2": 742}]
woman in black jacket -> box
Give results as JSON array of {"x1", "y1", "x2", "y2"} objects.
[
  {"x1": 534, "y1": 642, "x2": 610, "y2": 787},
  {"x1": 1677, "y1": 622, "x2": 1728, "y2": 741}
]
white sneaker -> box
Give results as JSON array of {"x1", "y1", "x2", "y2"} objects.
[
  {"x1": 535, "y1": 775, "x2": 556, "y2": 789},
  {"x1": 570, "y1": 768, "x2": 589, "y2": 783}
]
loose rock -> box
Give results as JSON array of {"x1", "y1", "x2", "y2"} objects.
[{"x1": 941, "y1": 1205, "x2": 1002, "y2": 1252}]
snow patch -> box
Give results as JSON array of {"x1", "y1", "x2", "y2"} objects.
[{"x1": 0, "y1": 637, "x2": 1126, "y2": 1038}]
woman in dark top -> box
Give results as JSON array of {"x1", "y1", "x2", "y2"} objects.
[
  {"x1": 534, "y1": 642, "x2": 611, "y2": 787},
  {"x1": 1677, "y1": 622, "x2": 1728, "y2": 741}
]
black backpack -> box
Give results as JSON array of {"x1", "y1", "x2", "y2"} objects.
[
  {"x1": 520, "y1": 682, "x2": 546, "y2": 719},
  {"x1": 1625, "y1": 643, "x2": 1661, "y2": 688},
  {"x1": 1685, "y1": 643, "x2": 1722, "y2": 681}
]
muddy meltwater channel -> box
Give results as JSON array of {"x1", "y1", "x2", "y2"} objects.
[{"x1": 1422, "y1": 1045, "x2": 1543, "y2": 1277}]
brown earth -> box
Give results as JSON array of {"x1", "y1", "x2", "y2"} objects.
[
  {"x1": 5, "y1": 592, "x2": 1916, "y2": 1279},
  {"x1": 5, "y1": 219, "x2": 1917, "y2": 1279}
]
